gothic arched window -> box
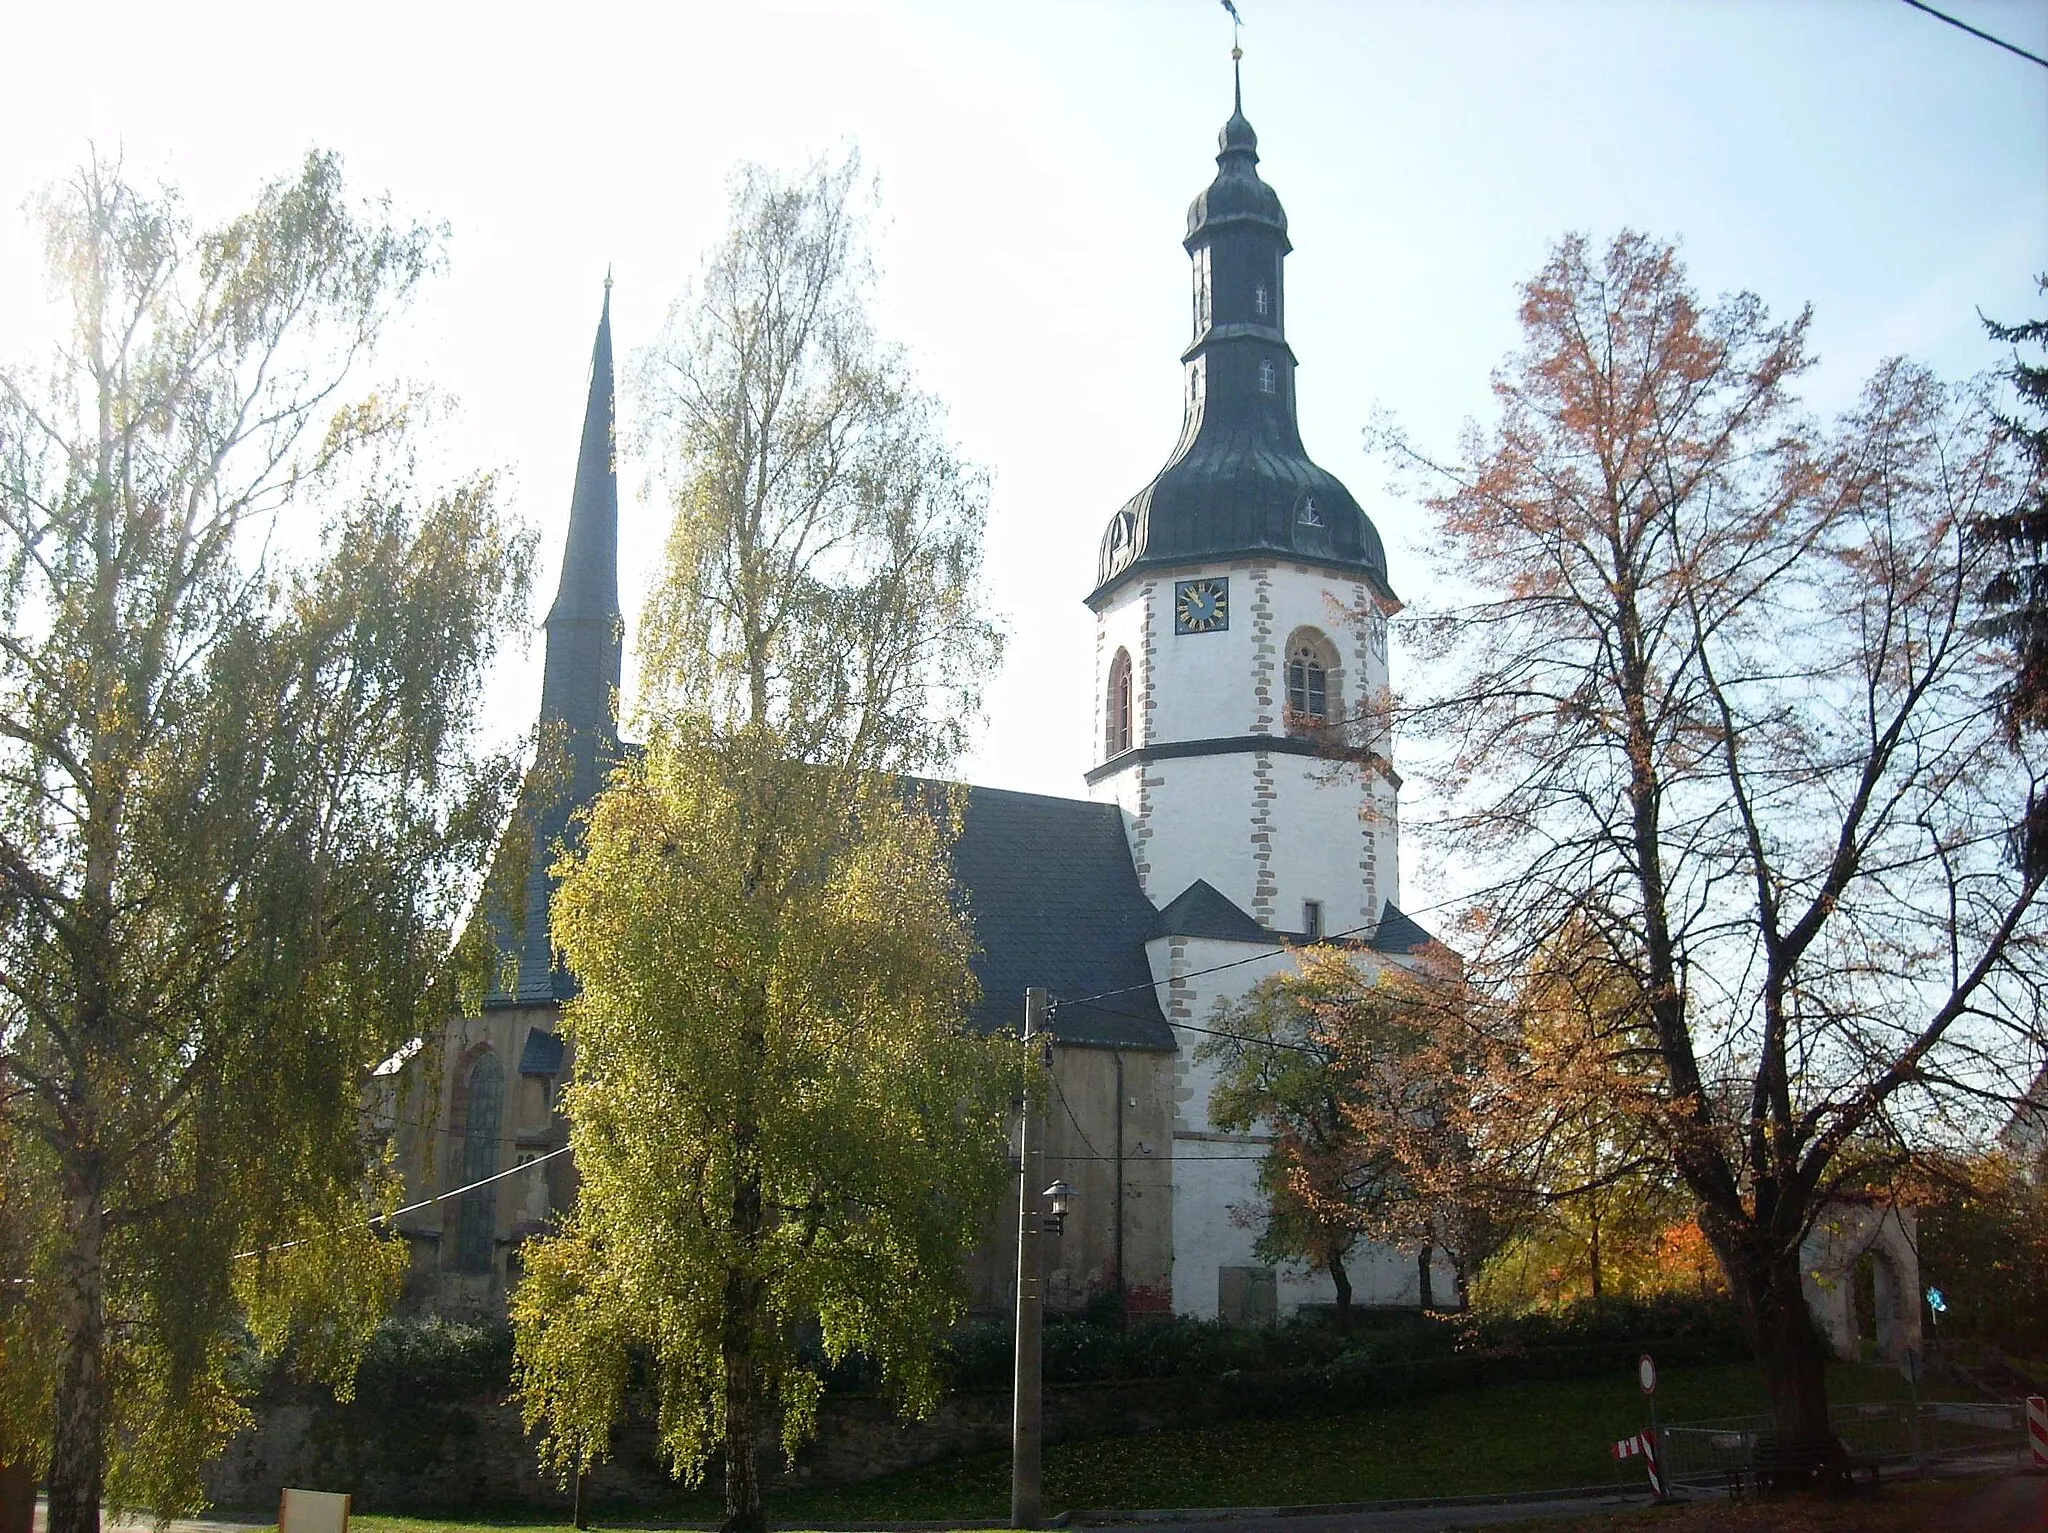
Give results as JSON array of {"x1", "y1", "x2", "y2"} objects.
[
  {"x1": 455, "y1": 1051, "x2": 504, "y2": 1273},
  {"x1": 1284, "y1": 629, "x2": 1340, "y2": 733},
  {"x1": 1107, "y1": 648, "x2": 1134, "y2": 758}
]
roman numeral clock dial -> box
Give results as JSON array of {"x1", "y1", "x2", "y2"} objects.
[{"x1": 1173, "y1": 577, "x2": 1229, "y2": 634}]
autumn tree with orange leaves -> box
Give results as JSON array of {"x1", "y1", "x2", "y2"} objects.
[
  {"x1": 1474, "y1": 927, "x2": 1702, "y2": 1310},
  {"x1": 1203, "y1": 949, "x2": 1500, "y2": 1321},
  {"x1": 1395, "y1": 231, "x2": 2047, "y2": 1478}
]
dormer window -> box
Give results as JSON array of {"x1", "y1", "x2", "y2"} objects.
[
  {"x1": 1298, "y1": 496, "x2": 1322, "y2": 527},
  {"x1": 1258, "y1": 359, "x2": 1276, "y2": 394}
]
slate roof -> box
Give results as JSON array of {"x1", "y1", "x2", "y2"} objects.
[
  {"x1": 1369, "y1": 901, "x2": 1438, "y2": 954},
  {"x1": 1151, "y1": 878, "x2": 1269, "y2": 943},
  {"x1": 949, "y1": 786, "x2": 1176, "y2": 1052},
  {"x1": 518, "y1": 1027, "x2": 565, "y2": 1077}
]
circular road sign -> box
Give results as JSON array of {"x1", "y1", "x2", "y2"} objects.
[{"x1": 1638, "y1": 1353, "x2": 1658, "y2": 1395}]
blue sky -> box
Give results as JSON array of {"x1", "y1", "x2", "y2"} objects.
[{"x1": 2, "y1": 0, "x2": 2042, "y2": 919}]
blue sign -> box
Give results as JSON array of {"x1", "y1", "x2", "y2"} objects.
[{"x1": 1925, "y1": 1286, "x2": 1948, "y2": 1314}]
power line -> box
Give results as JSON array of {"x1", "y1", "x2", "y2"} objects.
[
  {"x1": 1051, "y1": 993, "x2": 1334, "y2": 1059},
  {"x1": 1049, "y1": 916, "x2": 1381, "y2": 1012},
  {"x1": 1050, "y1": 1073, "x2": 1107, "y2": 1162},
  {"x1": 1900, "y1": 0, "x2": 2048, "y2": 68},
  {"x1": 4, "y1": 1146, "x2": 574, "y2": 1284},
  {"x1": 231, "y1": 1143, "x2": 572, "y2": 1261},
  {"x1": 1045, "y1": 869, "x2": 1495, "y2": 1017}
]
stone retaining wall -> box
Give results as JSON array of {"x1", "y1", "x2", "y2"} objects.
[{"x1": 202, "y1": 1376, "x2": 1221, "y2": 1513}]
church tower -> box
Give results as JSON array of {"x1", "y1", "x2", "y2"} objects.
[{"x1": 1087, "y1": 65, "x2": 1402, "y2": 943}]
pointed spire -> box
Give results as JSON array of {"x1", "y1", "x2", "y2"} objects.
[
  {"x1": 545, "y1": 282, "x2": 620, "y2": 634},
  {"x1": 505, "y1": 279, "x2": 625, "y2": 1005},
  {"x1": 1219, "y1": 44, "x2": 1258, "y2": 160}
]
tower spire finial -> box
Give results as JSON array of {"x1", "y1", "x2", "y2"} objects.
[{"x1": 1220, "y1": 0, "x2": 1244, "y2": 112}]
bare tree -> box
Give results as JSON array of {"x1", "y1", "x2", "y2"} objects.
[{"x1": 1397, "y1": 232, "x2": 2045, "y2": 1474}]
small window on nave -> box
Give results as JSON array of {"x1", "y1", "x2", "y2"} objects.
[{"x1": 1107, "y1": 648, "x2": 1134, "y2": 759}]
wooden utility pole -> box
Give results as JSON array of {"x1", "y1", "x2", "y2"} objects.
[{"x1": 1011, "y1": 986, "x2": 1049, "y2": 1529}]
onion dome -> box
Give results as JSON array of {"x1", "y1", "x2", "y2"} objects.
[{"x1": 1091, "y1": 69, "x2": 1391, "y2": 606}]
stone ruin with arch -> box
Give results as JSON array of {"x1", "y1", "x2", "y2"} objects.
[{"x1": 1800, "y1": 1199, "x2": 1923, "y2": 1363}]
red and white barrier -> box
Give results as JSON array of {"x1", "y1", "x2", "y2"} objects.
[
  {"x1": 1613, "y1": 1430, "x2": 1664, "y2": 1495},
  {"x1": 2027, "y1": 1395, "x2": 2047, "y2": 1470}
]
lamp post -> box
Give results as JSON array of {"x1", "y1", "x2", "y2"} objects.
[{"x1": 1013, "y1": 990, "x2": 1072, "y2": 1529}]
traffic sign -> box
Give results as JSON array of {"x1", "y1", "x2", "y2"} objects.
[{"x1": 1639, "y1": 1353, "x2": 1657, "y2": 1395}]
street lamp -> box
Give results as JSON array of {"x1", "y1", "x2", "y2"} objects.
[{"x1": 1044, "y1": 1180, "x2": 1073, "y2": 1235}]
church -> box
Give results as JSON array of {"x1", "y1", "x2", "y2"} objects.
[{"x1": 388, "y1": 71, "x2": 1455, "y2": 1326}]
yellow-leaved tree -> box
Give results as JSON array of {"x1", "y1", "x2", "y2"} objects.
[{"x1": 509, "y1": 155, "x2": 1019, "y2": 1533}]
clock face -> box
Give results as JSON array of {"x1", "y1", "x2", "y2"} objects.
[{"x1": 1174, "y1": 577, "x2": 1230, "y2": 635}]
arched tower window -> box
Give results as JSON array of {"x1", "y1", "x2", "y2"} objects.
[
  {"x1": 1284, "y1": 628, "x2": 1341, "y2": 733},
  {"x1": 1258, "y1": 359, "x2": 1276, "y2": 394},
  {"x1": 455, "y1": 1051, "x2": 504, "y2": 1273},
  {"x1": 1107, "y1": 648, "x2": 1134, "y2": 758}
]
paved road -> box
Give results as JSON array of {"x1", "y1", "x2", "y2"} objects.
[
  {"x1": 1085, "y1": 1492, "x2": 1644, "y2": 1533},
  {"x1": 37, "y1": 1493, "x2": 1648, "y2": 1533},
  {"x1": 39, "y1": 1492, "x2": 1649, "y2": 1533},
  {"x1": 1931, "y1": 1474, "x2": 2048, "y2": 1533}
]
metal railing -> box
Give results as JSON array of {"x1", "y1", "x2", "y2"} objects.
[{"x1": 1657, "y1": 1398, "x2": 2033, "y2": 1496}]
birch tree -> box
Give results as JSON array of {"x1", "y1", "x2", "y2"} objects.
[
  {"x1": 0, "y1": 155, "x2": 531, "y2": 1532},
  {"x1": 508, "y1": 155, "x2": 1016, "y2": 1533}
]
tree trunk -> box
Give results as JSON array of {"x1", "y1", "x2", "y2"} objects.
[
  {"x1": 1416, "y1": 1242, "x2": 1435, "y2": 1314},
  {"x1": 1719, "y1": 1225, "x2": 1840, "y2": 1493},
  {"x1": 1328, "y1": 1251, "x2": 1353, "y2": 1331},
  {"x1": 46, "y1": 1181, "x2": 106, "y2": 1533},
  {"x1": 718, "y1": 950, "x2": 770, "y2": 1533},
  {"x1": 1588, "y1": 1205, "x2": 1603, "y2": 1304},
  {"x1": 720, "y1": 1053, "x2": 767, "y2": 1533},
  {"x1": 718, "y1": 1264, "x2": 764, "y2": 1533}
]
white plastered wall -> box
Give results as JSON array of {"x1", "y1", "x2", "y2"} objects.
[
  {"x1": 1149, "y1": 935, "x2": 1456, "y2": 1318},
  {"x1": 1090, "y1": 556, "x2": 1429, "y2": 1319}
]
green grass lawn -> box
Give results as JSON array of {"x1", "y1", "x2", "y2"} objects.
[
  {"x1": 307, "y1": 1359, "x2": 1943, "y2": 1529},
  {"x1": 749, "y1": 1359, "x2": 1927, "y2": 1521}
]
